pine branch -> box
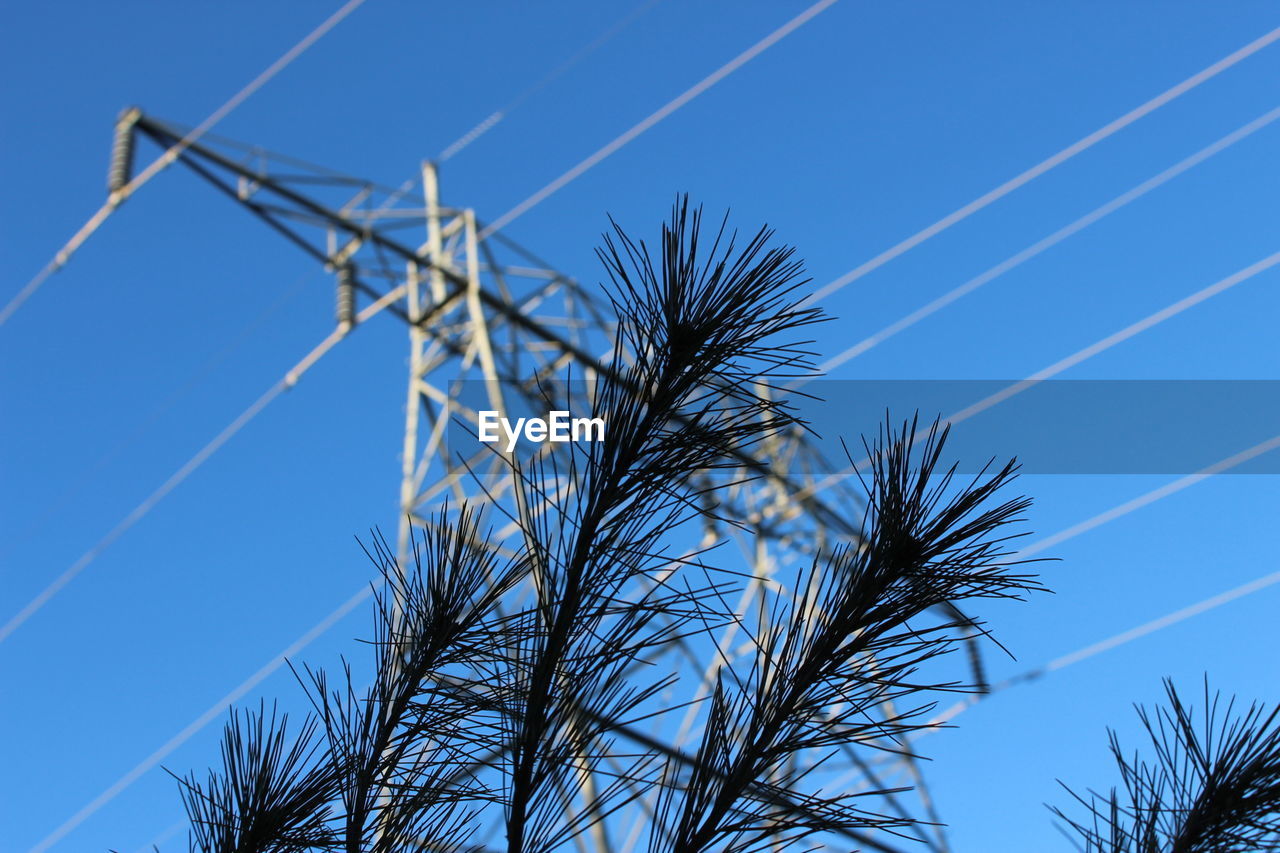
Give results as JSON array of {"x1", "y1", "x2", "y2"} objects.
[
  {"x1": 165, "y1": 199, "x2": 1059, "y2": 853},
  {"x1": 305, "y1": 508, "x2": 527, "y2": 852},
  {"x1": 498, "y1": 198, "x2": 824, "y2": 853},
  {"x1": 176, "y1": 504, "x2": 526, "y2": 853},
  {"x1": 172, "y1": 702, "x2": 337, "y2": 853},
  {"x1": 651, "y1": 416, "x2": 1043, "y2": 853},
  {"x1": 1053, "y1": 679, "x2": 1280, "y2": 852}
]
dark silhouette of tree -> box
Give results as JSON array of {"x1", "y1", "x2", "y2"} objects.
[
  {"x1": 1053, "y1": 679, "x2": 1280, "y2": 852},
  {"x1": 163, "y1": 199, "x2": 1090, "y2": 852},
  {"x1": 650, "y1": 419, "x2": 1038, "y2": 853}
]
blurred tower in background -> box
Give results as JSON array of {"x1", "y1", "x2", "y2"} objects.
[{"x1": 109, "y1": 111, "x2": 957, "y2": 852}]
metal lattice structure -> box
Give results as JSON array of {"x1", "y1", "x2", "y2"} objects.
[{"x1": 114, "y1": 110, "x2": 974, "y2": 852}]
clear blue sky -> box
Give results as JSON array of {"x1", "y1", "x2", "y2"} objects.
[{"x1": 3, "y1": 2, "x2": 1280, "y2": 850}]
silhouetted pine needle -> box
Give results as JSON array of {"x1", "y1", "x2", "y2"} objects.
[
  {"x1": 1053, "y1": 679, "x2": 1280, "y2": 852},
  {"x1": 496, "y1": 198, "x2": 825, "y2": 853},
  {"x1": 167, "y1": 200, "x2": 1061, "y2": 853},
  {"x1": 647, "y1": 416, "x2": 1043, "y2": 853},
  {"x1": 171, "y1": 503, "x2": 526, "y2": 853},
  {"x1": 171, "y1": 702, "x2": 337, "y2": 853}
]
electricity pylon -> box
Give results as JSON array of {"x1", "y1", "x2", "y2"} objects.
[{"x1": 109, "y1": 110, "x2": 958, "y2": 852}]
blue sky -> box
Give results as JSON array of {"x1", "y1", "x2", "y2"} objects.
[{"x1": 3, "y1": 2, "x2": 1280, "y2": 850}]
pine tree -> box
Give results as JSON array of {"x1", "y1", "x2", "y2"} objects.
[{"x1": 168, "y1": 200, "x2": 1048, "y2": 853}]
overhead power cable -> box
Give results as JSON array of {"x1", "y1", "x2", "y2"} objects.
[
  {"x1": 25, "y1": 580, "x2": 376, "y2": 853},
  {"x1": 0, "y1": 273, "x2": 314, "y2": 562},
  {"x1": 923, "y1": 427, "x2": 1280, "y2": 730},
  {"x1": 2, "y1": 162, "x2": 416, "y2": 563},
  {"x1": 800, "y1": 24, "x2": 1280, "y2": 308},
  {"x1": 0, "y1": 0, "x2": 369, "y2": 328},
  {"x1": 810, "y1": 103, "x2": 1280, "y2": 376},
  {"x1": 814, "y1": 429, "x2": 1280, "y2": 802},
  {"x1": 1018, "y1": 434, "x2": 1280, "y2": 560},
  {"x1": 134, "y1": 820, "x2": 186, "y2": 853},
  {"x1": 947, "y1": 251, "x2": 1280, "y2": 422},
  {"x1": 437, "y1": 0, "x2": 664, "y2": 162},
  {"x1": 797, "y1": 246, "x2": 1280, "y2": 501},
  {"x1": 478, "y1": 0, "x2": 841, "y2": 239},
  {"x1": 23, "y1": 59, "x2": 1268, "y2": 647},
  {"x1": 354, "y1": 1, "x2": 666, "y2": 231},
  {"x1": 2, "y1": 383, "x2": 287, "y2": 643},
  {"x1": 1008, "y1": 565, "x2": 1280, "y2": 683},
  {"x1": 0, "y1": 287, "x2": 406, "y2": 647}
]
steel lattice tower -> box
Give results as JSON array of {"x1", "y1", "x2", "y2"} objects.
[{"x1": 111, "y1": 110, "x2": 967, "y2": 852}]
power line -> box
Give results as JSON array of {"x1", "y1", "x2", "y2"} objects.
[
  {"x1": 0, "y1": 284, "x2": 409, "y2": 646},
  {"x1": 478, "y1": 0, "x2": 841, "y2": 239},
  {"x1": 438, "y1": 0, "x2": 665, "y2": 162},
  {"x1": 118, "y1": 417, "x2": 1280, "y2": 852},
  {"x1": 0, "y1": 0, "x2": 370, "y2": 329},
  {"x1": 948, "y1": 249, "x2": 1280, "y2": 421},
  {"x1": 1018, "y1": 433, "x2": 1280, "y2": 560},
  {"x1": 1028, "y1": 566, "x2": 1280, "y2": 674},
  {"x1": 26, "y1": 582, "x2": 376, "y2": 853},
  {"x1": 797, "y1": 246, "x2": 1280, "y2": 502},
  {"x1": 374, "y1": 0, "x2": 666, "y2": 212},
  {"x1": 0, "y1": 157, "x2": 424, "y2": 642},
  {"x1": 36, "y1": 97, "x2": 1266, "y2": 652},
  {"x1": 799, "y1": 24, "x2": 1280, "y2": 308},
  {"x1": 810, "y1": 429, "x2": 1280, "y2": 803},
  {"x1": 14, "y1": 5, "x2": 1251, "y2": 648},
  {"x1": 11, "y1": 27, "x2": 739, "y2": 822},
  {"x1": 924, "y1": 428, "x2": 1280, "y2": 730},
  {"x1": 133, "y1": 818, "x2": 186, "y2": 853},
  {"x1": 1, "y1": 165, "x2": 417, "y2": 562},
  {"x1": 0, "y1": 273, "x2": 314, "y2": 563},
  {"x1": 809, "y1": 103, "x2": 1280, "y2": 376},
  {"x1": 1, "y1": 377, "x2": 291, "y2": 645}
]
